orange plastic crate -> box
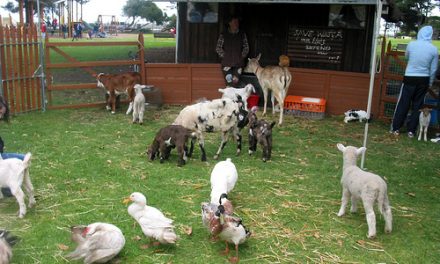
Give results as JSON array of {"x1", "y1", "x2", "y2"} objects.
[{"x1": 284, "y1": 95, "x2": 326, "y2": 113}]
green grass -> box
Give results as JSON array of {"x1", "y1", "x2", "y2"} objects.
[
  {"x1": 385, "y1": 38, "x2": 440, "y2": 51},
  {"x1": 48, "y1": 33, "x2": 175, "y2": 63},
  {"x1": 1, "y1": 107, "x2": 439, "y2": 263}
]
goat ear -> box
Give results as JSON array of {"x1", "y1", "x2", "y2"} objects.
[
  {"x1": 356, "y1": 147, "x2": 366, "y2": 155},
  {"x1": 336, "y1": 143, "x2": 346, "y2": 152}
]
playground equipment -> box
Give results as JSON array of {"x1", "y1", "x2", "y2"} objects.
[{"x1": 97, "y1": 15, "x2": 119, "y2": 36}]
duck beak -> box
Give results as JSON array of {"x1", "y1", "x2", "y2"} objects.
[{"x1": 122, "y1": 197, "x2": 131, "y2": 205}]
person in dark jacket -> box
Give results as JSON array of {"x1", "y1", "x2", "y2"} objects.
[{"x1": 216, "y1": 16, "x2": 249, "y2": 87}]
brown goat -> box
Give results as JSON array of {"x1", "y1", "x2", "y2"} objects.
[
  {"x1": 248, "y1": 110, "x2": 275, "y2": 162},
  {"x1": 147, "y1": 125, "x2": 196, "y2": 166},
  {"x1": 96, "y1": 72, "x2": 141, "y2": 114}
]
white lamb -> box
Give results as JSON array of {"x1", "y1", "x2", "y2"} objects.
[
  {"x1": 418, "y1": 107, "x2": 431, "y2": 141},
  {"x1": 336, "y1": 144, "x2": 392, "y2": 239},
  {"x1": 0, "y1": 153, "x2": 35, "y2": 218},
  {"x1": 210, "y1": 158, "x2": 238, "y2": 205},
  {"x1": 218, "y1": 84, "x2": 256, "y2": 110},
  {"x1": 132, "y1": 84, "x2": 146, "y2": 124}
]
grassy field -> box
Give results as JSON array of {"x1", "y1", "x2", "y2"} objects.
[
  {"x1": 47, "y1": 33, "x2": 175, "y2": 62},
  {"x1": 0, "y1": 107, "x2": 439, "y2": 263}
]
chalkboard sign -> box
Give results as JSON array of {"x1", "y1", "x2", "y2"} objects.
[{"x1": 287, "y1": 27, "x2": 344, "y2": 64}]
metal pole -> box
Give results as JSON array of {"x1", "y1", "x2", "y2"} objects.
[
  {"x1": 361, "y1": 0, "x2": 383, "y2": 169},
  {"x1": 36, "y1": 0, "x2": 47, "y2": 112}
]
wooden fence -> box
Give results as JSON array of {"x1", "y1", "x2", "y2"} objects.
[
  {"x1": 44, "y1": 33, "x2": 145, "y2": 109},
  {"x1": 0, "y1": 22, "x2": 42, "y2": 114}
]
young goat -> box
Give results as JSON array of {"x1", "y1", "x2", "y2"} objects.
[
  {"x1": 0, "y1": 153, "x2": 35, "y2": 218},
  {"x1": 336, "y1": 144, "x2": 392, "y2": 238},
  {"x1": 218, "y1": 84, "x2": 255, "y2": 110},
  {"x1": 147, "y1": 125, "x2": 196, "y2": 166},
  {"x1": 132, "y1": 84, "x2": 146, "y2": 124},
  {"x1": 248, "y1": 108, "x2": 275, "y2": 162},
  {"x1": 418, "y1": 107, "x2": 431, "y2": 141}
]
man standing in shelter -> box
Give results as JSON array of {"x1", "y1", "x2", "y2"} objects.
[{"x1": 216, "y1": 16, "x2": 249, "y2": 87}]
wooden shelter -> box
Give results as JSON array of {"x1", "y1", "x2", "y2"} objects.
[{"x1": 141, "y1": 0, "x2": 400, "y2": 115}]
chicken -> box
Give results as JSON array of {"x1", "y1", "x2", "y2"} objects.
[
  {"x1": 67, "y1": 222, "x2": 125, "y2": 264},
  {"x1": 217, "y1": 205, "x2": 251, "y2": 264},
  {"x1": 124, "y1": 192, "x2": 178, "y2": 246},
  {"x1": 0, "y1": 230, "x2": 18, "y2": 264}
]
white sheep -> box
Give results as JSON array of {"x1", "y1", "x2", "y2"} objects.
[
  {"x1": 418, "y1": 107, "x2": 431, "y2": 141},
  {"x1": 210, "y1": 158, "x2": 238, "y2": 205},
  {"x1": 0, "y1": 153, "x2": 35, "y2": 218},
  {"x1": 218, "y1": 84, "x2": 255, "y2": 110},
  {"x1": 132, "y1": 84, "x2": 146, "y2": 124},
  {"x1": 173, "y1": 98, "x2": 242, "y2": 161},
  {"x1": 336, "y1": 144, "x2": 392, "y2": 238}
]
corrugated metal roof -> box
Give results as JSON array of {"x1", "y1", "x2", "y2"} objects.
[{"x1": 158, "y1": 0, "x2": 379, "y2": 5}]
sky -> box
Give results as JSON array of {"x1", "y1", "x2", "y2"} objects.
[{"x1": 0, "y1": 0, "x2": 176, "y2": 24}]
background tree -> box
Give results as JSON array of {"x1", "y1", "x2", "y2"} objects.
[
  {"x1": 2, "y1": 0, "x2": 57, "y2": 24},
  {"x1": 123, "y1": 0, "x2": 165, "y2": 27},
  {"x1": 395, "y1": 0, "x2": 440, "y2": 34},
  {"x1": 122, "y1": 0, "x2": 145, "y2": 27}
]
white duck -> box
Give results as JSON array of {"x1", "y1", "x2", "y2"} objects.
[
  {"x1": 124, "y1": 192, "x2": 178, "y2": 246},
  {"x1": 210, "y1": 158, "x2": 238, "y2": 205},
  {"x1": 67, "y1": 222, "x2": 125, "y2": 264},
  {"x1": 217, "y1": 205, "x2": 251, "y2": 264}
]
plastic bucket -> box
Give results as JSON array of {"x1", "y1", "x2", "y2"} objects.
[{"x1": 247, "y1": 94, "x2": 259, "y2": 109}]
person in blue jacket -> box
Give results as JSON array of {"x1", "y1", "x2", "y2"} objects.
[{"x1": 391, "y1": 25, "x2": 439, "y2": 138}]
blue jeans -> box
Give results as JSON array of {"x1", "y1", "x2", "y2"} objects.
[{"x1": 1, "y1": 153, "x2": 25, "y2": 197}]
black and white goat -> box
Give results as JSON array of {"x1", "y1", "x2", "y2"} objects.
[
  {"x1": 147, "y1": 125, "x2": 196, "y2": 166},
  {"x1": 344, "y1": 109, "x2": 369, "y2": 123},
  {"x1": 248, "y1": 107, "x2": 275, "y2": 162},
  {"x1": 173, "y1": 97, "x2": 247, "y2": 161}
]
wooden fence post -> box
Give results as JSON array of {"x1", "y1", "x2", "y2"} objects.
[{"x1": 138, "y1": 33, "x2": 146, "y2": 84}]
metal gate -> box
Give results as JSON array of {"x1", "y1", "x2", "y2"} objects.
[{"x1": 0, "y1": 22, "x2": 43, "y2": 115}]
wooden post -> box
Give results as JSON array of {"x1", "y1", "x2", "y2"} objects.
[
  {"x1": 138, "y1": 33, "x2": 146, "y2": 84},
  {"x1": 19, "y1": 0, "x2": 24, "y2": 25}
]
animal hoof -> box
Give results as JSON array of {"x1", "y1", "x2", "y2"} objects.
[
  {"x1": 367, "y1": 234, "x2": 376, "y2": 239},
  {"x1": 228, "y1": 256, "x2": 239, "y2": 263},
  {"x1": 213, "y1": 155, "x2": 219, "y2": 160},
  {"x1": 111, "y1": 111, "x2": 115, "y2": 114},
  {"x1": 262, "y1": 158, "x2": 267, "y2": 162}
]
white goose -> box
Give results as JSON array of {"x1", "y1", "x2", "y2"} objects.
[
  {"x1": 67, "y1": 222, "x2": 125, "y2": 264},
  {"x1": 124, "y1": 192, "x2": 178, "y2": 246},
  {"x1": 210, "y1": 158, "x2": 238, "y2": 205}
]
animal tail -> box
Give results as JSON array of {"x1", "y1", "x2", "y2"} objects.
[
  {"x1": 218, "y1": 88, "x2": 225, "y2": 94},
  {"x1": 225, "y1": 158, "x2": 232, "y2": 163},
  {"x1": 22, "y1": 152, "x2": 32, "y2": 169},
  {"x1": 377, "y1": 189, "x2": 390, "y2": 215}
]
